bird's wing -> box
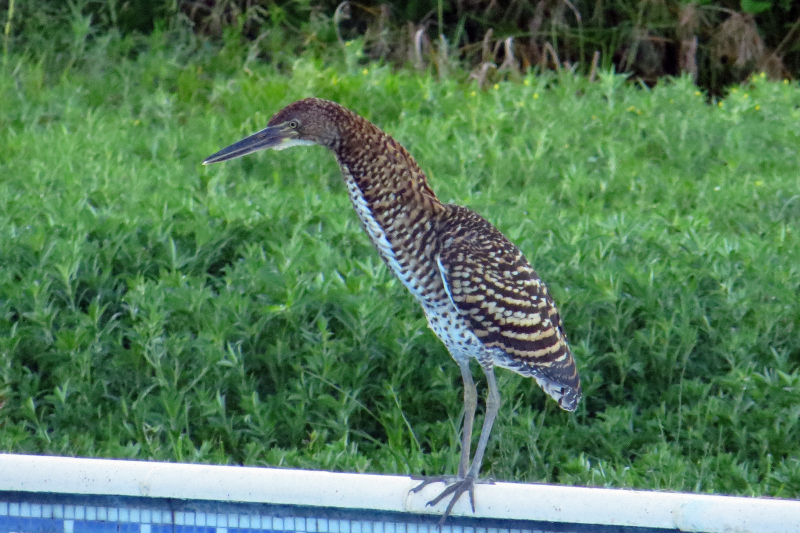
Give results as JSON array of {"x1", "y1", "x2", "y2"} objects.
[{"x1": 436, "y1": 219, "x2": 581, "y2": 411}]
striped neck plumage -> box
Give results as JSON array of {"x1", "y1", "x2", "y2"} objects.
[{"x1": 329, "y1": 112, "x2": 444, "y2": 218}]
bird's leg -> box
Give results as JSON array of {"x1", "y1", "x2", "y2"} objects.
[
  {"x1": 411, "y1": 359, "x2": 476, "y2": 491},
  {"x1": 465, "y1": 364, "x2": 501, "y2": 480},
  {"x1": 413, "y1": 363, "x2": 499, "y2": 523},
  {"x1": 457, "y1": 358, "x2": 478, "y2": 478}
]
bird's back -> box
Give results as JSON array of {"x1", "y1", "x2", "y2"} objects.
[{"x1": 325, "y1": 101, "x2": 580, "y2": 410}]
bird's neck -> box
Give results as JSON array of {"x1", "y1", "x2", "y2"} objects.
[
  {"x1": 329, "y1": 114, "x2": 448, "y2": 300},
  {"x1": 332, "y1": 116, "x2": 445, "y2": 221}
]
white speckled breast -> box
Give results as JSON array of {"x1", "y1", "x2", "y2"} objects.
[{"x1": 422, "y1": 299, "x2": 490, "y2": 365}]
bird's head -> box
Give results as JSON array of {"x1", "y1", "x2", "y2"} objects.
[{"x1": 203, "y1": 98, "x2": 343, "y2": 165}]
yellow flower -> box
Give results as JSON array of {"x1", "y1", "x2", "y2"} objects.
[
  {"x1": 754, "y1": 180, "x2": 764, "y2": 186},
  {"x1": 493, "y1": 83, "x2": 499, "y2": 90},
  {"x1": 362, "y1": 68, "x2": 368, "y2": 75},
  {"x1": 533, "y1": 93, "x2": 539, "y2": 99},
  {"x1": 524, "y1": 79, "x2": 530, "y2": 86},
  {"x1": 470, "y1": 90, "x2": 477, "y2": 97},
  {"x1": 755, "y1": 105, "x2": 761, "y2": 110},
  {"x1": 694, "y1": 91, "x2": 702, "y2": 96}
]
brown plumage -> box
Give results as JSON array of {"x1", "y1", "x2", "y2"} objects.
[{"x1": 204, "y1": 97, "x2": 581, "y2": 519}]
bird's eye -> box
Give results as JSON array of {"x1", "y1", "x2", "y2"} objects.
[{"x1": 287, "y1": 120, "x2": 300, "y2": 129}]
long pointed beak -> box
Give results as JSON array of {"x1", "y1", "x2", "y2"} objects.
[{"x1": 203, "y1": 125, "x2": 289, "y2": 165}]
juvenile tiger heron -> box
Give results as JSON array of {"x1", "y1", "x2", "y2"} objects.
[{"x1": 204, "y1": 98, "x2": 581, "y2": 520}]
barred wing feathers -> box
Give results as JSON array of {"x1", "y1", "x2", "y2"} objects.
[{"x1": 436, "y1": 207, "x2": 581, "y2": 411}]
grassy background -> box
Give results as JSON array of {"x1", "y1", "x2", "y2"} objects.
[{"x1": 1, "y1": 29, "x2": 800, "y2": 498}]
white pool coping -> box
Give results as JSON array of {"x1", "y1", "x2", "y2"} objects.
[{"x1": 1, "y1": 453, "x2": 798, "y2": 532}]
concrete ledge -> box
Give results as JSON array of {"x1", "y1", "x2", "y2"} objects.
[{"x1": 1, "y1": 453, "x2": 798, "y2": 532}]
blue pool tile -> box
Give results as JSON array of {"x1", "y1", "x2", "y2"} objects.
[
  {"x1": 73, "y1": 520, "x2": 139, "y2": 533},
  {"x1": 0, "y1": 515, "x2": 63, "y2": 533}
]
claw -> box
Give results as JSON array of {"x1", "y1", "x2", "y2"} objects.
[{"x1": 410, "y1": 476, "x2": 478, "y2": 524}]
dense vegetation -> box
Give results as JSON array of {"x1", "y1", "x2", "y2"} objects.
[
  {"x1": 1, "y1": 1, "x2": 799, "y2": 500},
  {"x1": 6, "y1": 0, "x2": 800, "y2": 94}
]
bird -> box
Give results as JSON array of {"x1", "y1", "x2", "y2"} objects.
[{"x1": 203, "y1": 97, "x2": 581, "y2": 520}]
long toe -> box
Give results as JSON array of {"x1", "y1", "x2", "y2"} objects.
[
  {"x1": 425, "y1": 476, "x2": 476, "y2": 523},
  {"x1": 410, "y1": 475, "x2": 462, "y2": 494}
]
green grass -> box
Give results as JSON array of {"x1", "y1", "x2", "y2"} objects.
[{"x1": 1, "y1": 33, "x2": 800, "y2": 498}]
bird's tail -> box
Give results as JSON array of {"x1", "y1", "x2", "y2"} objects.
[{"x1": 531, "y1": 369, "x2": 582, "y2": 411}]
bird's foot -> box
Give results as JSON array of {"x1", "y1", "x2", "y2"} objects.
[
  {"x1": 411, "y1": 475, "x2": 494, "y2": 523},
  {"x1": 410, "y1": 474, "x2": 462, "y2": 492}
]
